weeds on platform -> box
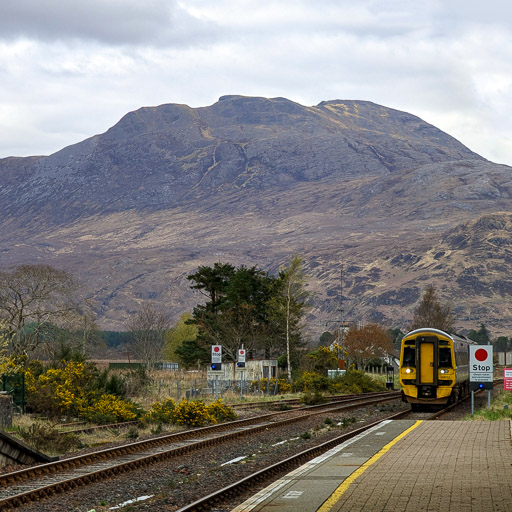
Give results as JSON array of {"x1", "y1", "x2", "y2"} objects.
[{"x1": 468, "y1": 391, "x2": 512, "y2": 420}]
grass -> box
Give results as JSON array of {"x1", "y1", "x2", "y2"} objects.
[
  {"x1": 9, "y1": 414, "x2": 182, "y2": 455},
  {"x1": 466, "y1": 390, "x2": 512, "y2": 421}
]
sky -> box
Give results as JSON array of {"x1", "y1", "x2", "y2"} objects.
[{"x1": 0, "y1": 0, "x2": 511, "y2": 165}]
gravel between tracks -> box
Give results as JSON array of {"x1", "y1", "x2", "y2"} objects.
[
  {"x1": 11, "y1": 391, "x2": 499, "y2": 512},
  {"x1": 11, "y1": 400, "x2": 404, "y2": 512}
]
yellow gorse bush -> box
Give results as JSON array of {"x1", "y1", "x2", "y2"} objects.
[
  {"x1": 298, "y1": 371, "x2": 318, "y2": 392},
  {"x1": 145, "y1": 398, "x2": 237, "y2": 427},
  {"x1": 173, "y1": 399, "x2": 216, "y2": 427},
  {"x1": 26, "y1": 361, "x2": 139, "y2": 422},
  {"x1": 145, "y1": 398, "x2": 177, "y2": 424},
  {"x1": 207, "y1": 399, "x2": 238, "y2": 423},
  {"x1": 250, "y1": 377, "x2": 291, "y2": 394},
  {"x1": 82, "y1": 394, "x2": 138, "y2": 423},
  {"x1": 26, "y1": 362, "x2": 90, "y2": 417}
]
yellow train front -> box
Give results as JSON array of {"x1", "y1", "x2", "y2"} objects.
[{"x1": 399, "y1": 328, "x2": 475, "y2": 410}]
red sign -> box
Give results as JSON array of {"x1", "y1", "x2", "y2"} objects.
[
  {"x1": 475, "y1": 348, "x2": 489, "y2": 361},
  {"x1": 505, "y1": 368, "x2": 512, "y2": 391}
]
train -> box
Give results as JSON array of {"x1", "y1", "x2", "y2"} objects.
[{"x1": 399, "y1": 327, "x2": 477, "y2": 410}]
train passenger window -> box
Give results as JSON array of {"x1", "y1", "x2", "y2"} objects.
[
  {"x1": 439, "y1": 348, "x2": 452, "y2": 368},
  {"x1": 403, "y1": 347, "x2": 415, "y2": 367}
]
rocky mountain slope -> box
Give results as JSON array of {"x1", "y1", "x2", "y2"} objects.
[{"x1": 1, "y1": 96, "x2": 512, "y2": 336}]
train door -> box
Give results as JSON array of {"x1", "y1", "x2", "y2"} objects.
[{"x1": 419, "y1": 342, "x2": 434, "y2": 384}]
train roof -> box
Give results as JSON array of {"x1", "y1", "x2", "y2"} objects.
[{"x1": 404, "y1": 328, "x2": 477, "y2": 345}]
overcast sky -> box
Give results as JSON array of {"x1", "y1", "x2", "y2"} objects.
[{"x1": 1, "y1": 0, "x2": 511, "y2": 165}]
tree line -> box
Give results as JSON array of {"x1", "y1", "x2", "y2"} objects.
[
  {"x1": 0, "y1": 258, "x2": 311, "y2": 378},
  {"x1": 1, "y1": 264, "x2": 509, "y2": 380}
]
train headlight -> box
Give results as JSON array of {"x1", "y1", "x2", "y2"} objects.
[
  {"x1": 405, "y1": 368, "x2": 413, "y2": 374},
  {"x1": 440, "y1": 369, "x2": 449, "y2": 374}
]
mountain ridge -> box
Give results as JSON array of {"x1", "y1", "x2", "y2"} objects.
[{"x1": 1, "y1": 96, "x2": 511, "y2": 336}]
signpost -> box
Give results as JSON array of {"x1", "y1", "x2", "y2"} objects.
[
  {"x1": 211, "y1": 345, "x2": 222, "y2": 364},
  {"x1": 469, "y1": 345, "x2": 493, "y2": 415},
  {"x1": 237, "y1": 348, "x2": 246, "y2": 398},
  {"x1": 211, "y1": 345, "x2": 222, "y2": 399}
]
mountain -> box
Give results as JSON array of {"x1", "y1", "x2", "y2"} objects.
[{"x1": 1, "y1": 96, "x2": 512, "y2": 336}]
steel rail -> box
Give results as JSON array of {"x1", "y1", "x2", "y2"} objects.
[
  {"x1": 175, "y1": 409, "x2": 411, "y2": 512},
  {"x1": 0, "y1": 391, "x2": 399, "y2": 487},
  {"x1": 175, "y1": 394, "x2": 487, "y2": 512},
  {"x1": 0, "y1": 393, "x2": 401, "y2": 510}
]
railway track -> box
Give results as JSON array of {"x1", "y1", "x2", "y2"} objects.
[
  {"x1": 0, "y1": 391, "x2": 400, "y2": 510},
  {"x1": 174, "y1": 395, "x2": 479, "y2": 512}
]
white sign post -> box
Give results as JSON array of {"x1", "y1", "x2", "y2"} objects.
[
  {"x1": 211, "y1": 345, "x2": 222, "y2": 399},
  {"x1": 238, "y1": 348, "x2": 246, "y2": 398},
  {"x1": 211, "y1": 345, "x2": 222, "y2": 364},
  {"x1": 469, "y1": 345, "x2": 493, "y2": 415}
]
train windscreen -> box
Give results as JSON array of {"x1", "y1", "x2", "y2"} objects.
[
  {"x1": 403, "y1": 346, "x2": 415, "y2": 367},
  {"x1": 439, "y1": 347, "x2": 452, "y2": 368}
]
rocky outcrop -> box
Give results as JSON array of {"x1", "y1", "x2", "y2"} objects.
[{"x1": 0, "y1": 96, "x2": 511, "y2": 335}]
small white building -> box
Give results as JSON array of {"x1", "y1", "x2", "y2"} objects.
[
  {"x1": 207, "y1": 359, "x2": 278, "y2": 382},
  {"x1": 498, "y1": 352, "x2": 512, "y2": 365}
]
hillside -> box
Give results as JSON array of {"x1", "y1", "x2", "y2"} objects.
[{"x1": 1, "y1": 96, "x2": 511, "y2": 336}]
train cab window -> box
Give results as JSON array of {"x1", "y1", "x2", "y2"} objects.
[
  {"x1": 403, "y1": 347, "x2": 416, "y2": 367},
  {"x1": 439, "y1": 348, "x2": 452, "y2": 368}
]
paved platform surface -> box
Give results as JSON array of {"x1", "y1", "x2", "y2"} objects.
[{"x1": 232, "y1": 420, "x2": 512, "y2": 512}]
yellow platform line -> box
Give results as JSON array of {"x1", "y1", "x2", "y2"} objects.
[{"x1": 318, "y1": 420, "x2": 423, "y2": 512}]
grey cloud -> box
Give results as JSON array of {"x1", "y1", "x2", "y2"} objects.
[{"x1": 0, "y1": 0, "x2": 219, "y2": 46}]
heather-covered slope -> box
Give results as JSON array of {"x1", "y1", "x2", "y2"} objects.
[{"x1": 1, "y1": 96, "x2": 511, "y2": 335}]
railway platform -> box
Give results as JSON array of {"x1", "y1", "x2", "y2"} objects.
[{"x1": 232, "y1": 419, "x2": 512, "y2": 512}]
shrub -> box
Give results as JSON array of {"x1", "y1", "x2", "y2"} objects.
[
  {"x1": 81, "y1": 394, "x2": 139, "y2": 424},
  {"x1": 329, "y1": 369, "x2": 387, "y2": 394},
  {"x1": 207, "y1": 399, "x2": 238, "y2": 423},
  {"x1": 173, "y1": 400, "x2": 215, "y2": 427},
  {"x1": 124, "y1": 366, "x2": 152, "y2": 397},
  {"x1": 293, "y1": 371, "x2": 330, "y2": 393},
  {"x1": 250, "y1": 378, "x2": 291, "y2": 394},
  {"x1": 94, "y1": 370, "x2": 128, "y2": 399},
  {"x1": 16, "y1": 422, "x2": 83, "y2": 453},
  {"x1": 301, "y1": 390, "x2": 326, "y2": 405},
  {"x1": 25, "y1": 361, "x2": 91, "y2": 418},
  {"x1": 145, "y1": 398, "x2": 177, "y2": 424},
  {"x1": 25, "y1": 362, "x2": 141, "y2": 423},
  {"x1": 145, "y1": 398, "x2": 237, "y2": 428},
  {"x1": 126, "y1": 426, "x2": 139, "y2": 439}
]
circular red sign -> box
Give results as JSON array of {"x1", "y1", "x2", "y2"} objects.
[
  {"x1": 213, "y1": 346, "x2": 220, "y2": 352},
  {"x1": 475, "y1": 348, "x2": 488, "y2": 361},
  {"x1": 240, "y1": 350, "x2": 245, "y2": 355}
]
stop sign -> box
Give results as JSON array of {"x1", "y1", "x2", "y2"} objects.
[
  {"x1": 469, "y1": 345, "x2": 493, "y2": 383},
  {"x1": 211, "y1": 345, "x2": 222, "y2": 363}
]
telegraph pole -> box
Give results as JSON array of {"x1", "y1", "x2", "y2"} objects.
[{"x1": 338, "y1": 265, "x2": 346, "y2": 369}]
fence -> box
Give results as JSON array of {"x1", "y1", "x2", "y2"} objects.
[{"x1": 108, "y1": 362, "x2": 179, "y2": 371}]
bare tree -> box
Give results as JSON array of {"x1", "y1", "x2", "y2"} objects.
[
  {"x1": 127, "y1": 304, "x2": 171, "y2": 371},
  {"x1": 0, "y1": 265, "x2": 80, "y2": 357},
  {"x1": 410, "y1": 285, "x2": 454, "y2": 332},
  {"x1": 344, "y1": 324, "x2": 393, "y2": 369}
]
